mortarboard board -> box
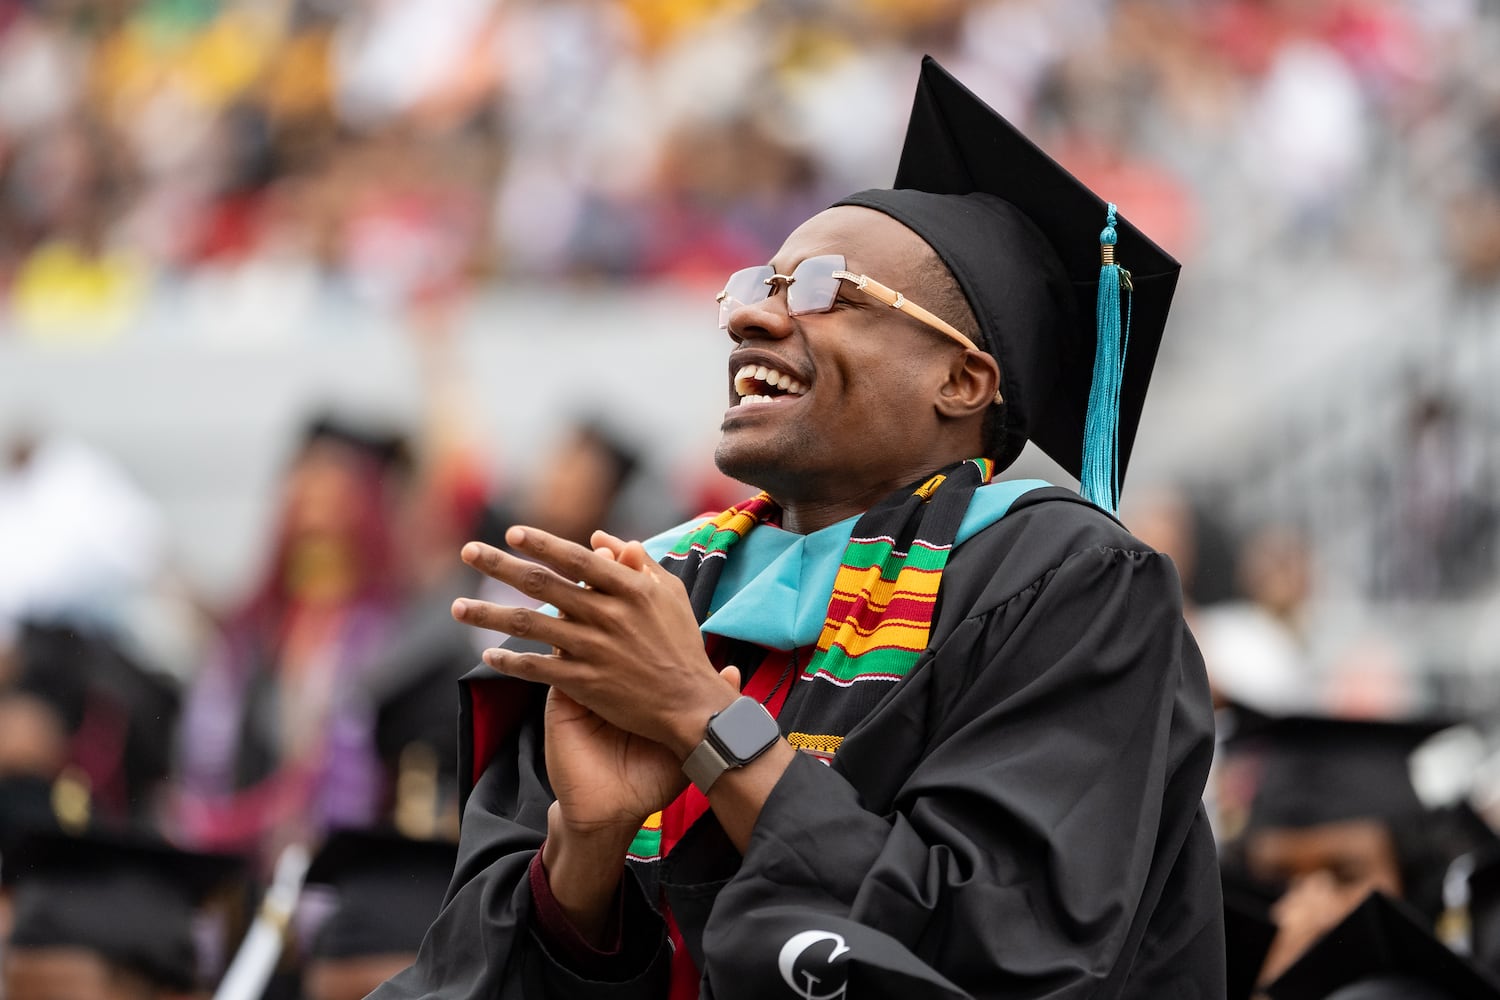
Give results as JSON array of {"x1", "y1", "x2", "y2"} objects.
[
  {"x1": 1264, "y1": 892, "x2": 1500, "y2": 1000},
  {"x1": 1, "y1": 829, "x2": 244, "y2": 991},
  {"x1": 302, "y1": 828, "x2": 458, "y2": 959},
  {"x1": 1233, "y1": 715, "x2": 1457, "y2": 832},
  {"x1": 836, "y1": 56, "x2": 1179, "y2": 513}
]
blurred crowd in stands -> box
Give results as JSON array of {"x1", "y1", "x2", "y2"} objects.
[
  {"x1": 0, "y1": 0, "x2": 1498, "y2": 338},
  {"x1": 3, "y1": 0, "x2": 1500, "y2": 996}
]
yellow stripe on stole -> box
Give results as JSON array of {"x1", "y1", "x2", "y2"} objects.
[
  {"x1": 788, "y1": 732, "x2": 844, "y2": 754},
  {"x1": 829, "y1": 565, "x2": 943, "y2": 601},
  {"x1": 817, "y1": 621, "x2": 934, "y2": 656}
]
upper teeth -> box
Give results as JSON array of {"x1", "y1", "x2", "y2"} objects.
[{"x1": 734, "y1": 364, "x2": 806, "y2": 398}]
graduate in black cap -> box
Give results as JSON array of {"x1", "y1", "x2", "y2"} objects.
[
  {"x1": 1, "y1": 830, "x2": 244, "y2": 1000},
  {"x1": 1265, "y1": 891, "x2": 1500, "y2": 1000},
  {"x1": 298, "y1": 829, "x2": 458, "y2": 1000},
  {"x1": 373, "y1": 57, "x2": 1220, "y2": 999},
  {"x1": 1221, "y1": 713, "x2": 1465, "y2": 990}
]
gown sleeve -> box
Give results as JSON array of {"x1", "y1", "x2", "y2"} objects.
[
  {"x1": 369, "y1": 680, "x2": 672, "y2": 1000},
  {"x1": 695, "y1": 542, "x2": 1220, "y2": 999}
]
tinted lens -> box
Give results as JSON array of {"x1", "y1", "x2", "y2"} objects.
[
  {"x1": 717, "y1": 265, "x2": 775, "y2": 329},
  {"x1": 786, "y1": 255, "x2": 846, "y2": 317}
]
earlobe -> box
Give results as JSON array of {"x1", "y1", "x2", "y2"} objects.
[{"x1": 934, "y1": 350, "x2": 1003, "y2": 419}]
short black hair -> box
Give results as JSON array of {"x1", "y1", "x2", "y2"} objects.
[{"x1": 912, "y1": 248, "x2": 1008, "y2": 462}]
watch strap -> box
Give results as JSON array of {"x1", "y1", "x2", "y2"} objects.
[{"x1": 682, "y1": 738, "x2": 732, "y2": 794}]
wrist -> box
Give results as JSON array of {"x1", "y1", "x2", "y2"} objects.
[
  {"x1": 667, "y1": 687, "x2": 740, "y2": 762},
  {"x1": 540, "y1": 815, "x2": 635, "y2": 945},
  {"x1": 680, "y1": 695, "x2": 782, "y2": 794}
]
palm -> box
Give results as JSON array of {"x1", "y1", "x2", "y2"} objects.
[{"x1": 544, "y1": 687, "x2": 685, "y2": 836}]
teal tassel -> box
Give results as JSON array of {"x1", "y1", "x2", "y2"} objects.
[{"x1": 1081, "y1": 204, "x2": 1132, "y2": 516}]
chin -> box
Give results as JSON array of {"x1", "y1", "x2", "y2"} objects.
[
  {"x1": 714, "y1": 435, "x2": 799, "y2": 498},
  {"x1": 713, "y1": 439, "x2": 769, "y2": 491}
]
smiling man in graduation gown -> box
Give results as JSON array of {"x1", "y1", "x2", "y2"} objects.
[{"x1": 373, "y1": 58, "x2": 1224, "y2": 1000}]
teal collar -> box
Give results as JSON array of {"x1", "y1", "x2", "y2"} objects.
[{"x1": 640, "y1": 479, "x2": 1049, "y2": 649}]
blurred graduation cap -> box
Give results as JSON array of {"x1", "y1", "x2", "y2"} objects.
[
  {"x1": 303, "y1": 828, "x2": 458, "y2": 959},
  {"x1": 1227, "y1": 712, "x2": 1459, "y2": 832},
  {"x1": 1265, "y1": 892, "x2": 1500, "y2": 1000},
  {"x1": 0, "y1": 774, "x2": 61, "y2": 853},
  {"x1": 837, "y1": 56, "x2": 1180, "y2": 513},
  {"x1": 302, "y1": 411, "x2": 413, "y2": 475},
  {"x1": 1, "y1": 829, "x2": 244, "y2": 992}
]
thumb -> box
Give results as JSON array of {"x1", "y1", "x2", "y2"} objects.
[{"x1": 719, "y1": 665, "x2": 742, "y2": 692}]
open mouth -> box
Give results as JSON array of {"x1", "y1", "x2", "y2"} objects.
[{"x1": 733, "y1": 364, "x2": 807, "y2": 405}]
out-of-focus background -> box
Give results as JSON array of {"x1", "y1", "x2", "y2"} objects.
[{"x1": 1, "y1": 0, "x2": 1500, "y2": 992}]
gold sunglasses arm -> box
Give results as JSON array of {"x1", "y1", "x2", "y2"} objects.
[
  {"x1": 834, "y1": 274, "x2": 1008, "y2": 407},
  {"x1": 835, "y1": 270, "x2": 1003, "y2": 404},
  {"x1": 834, "y1": 270, "x2": 978, "y2": 351}
]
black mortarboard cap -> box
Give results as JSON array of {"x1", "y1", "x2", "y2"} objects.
[
  {"x1": 303, "y1": 828, "x2": 457, "y2": 958},
  {"x1": 1265, "y1": 892, "x2": 1500, "y2": 1000},
  {"x1": 1235, "y1": 714, "x2": 1456, "y2": 831},
  {"x1": 303, "y1": 411, "x2": 412, "y2": 474},
  {"x1": 0, "y1": 774, "x2": 61, "y2": 852},
  {"x1": 2, "y1": 829, "x2": 244, "y2": 991},
  {"x1": 837, "y1": 56, "x2": 1179, "y2": 512}
]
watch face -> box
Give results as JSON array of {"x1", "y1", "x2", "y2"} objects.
[{"x1": 710, "y1": 697, "x2": 780, "y2": 764}]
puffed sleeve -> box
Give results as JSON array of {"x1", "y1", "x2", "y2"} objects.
[{"x1": 696, "y1": 544, "x2": 1222, "y2": 999}]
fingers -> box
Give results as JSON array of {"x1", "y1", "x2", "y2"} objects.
[
  {"x1": 451, "y1": 597, "x2": 587, "y2": 651},
  {"x1": 481, "y1": 643, "x2": 580, "y2": 686},
  {"x1": 505, "y1": 526, "x2": 635, "y2": 590},
  {"x1": 591, "y1": 530, "x2": 653, "y2": 572},
  {"x1": 458, "y1": 543, "x2": 582, "y2": 613},
  {"x1": 719, "y1": 665, "x2": 742, "y2": 692},
  {"x1": 590, "y1": 529, "x2": 628, "y2": 558}
]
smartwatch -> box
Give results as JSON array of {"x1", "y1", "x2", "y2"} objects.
[{"x1": 682, "y1": 696, "x2": 781, "y2": 793}]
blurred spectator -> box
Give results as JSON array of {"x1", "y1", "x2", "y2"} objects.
[
  {"x1": 296, "y1": 828, "x2": 458, "y2": 1000},
  {"x1": 173, "y1": 414, "x2": 408, "y2": 863},
  {"x1": 0, "y1": 622, "x2": 179, "y2": 831},
  {"x1": 1, "y1": 829, "x2": 245, "y2": 1000},
  {"x1": 1372, "y1": 392, "x2": 1495, "y2": 600},
  {"x1": 1195, "y1": 525, "x2": 1323, "y2": 714},
  {"x1": 1218, "y1": 712, "x2": 1467, "y2": 990},
  {"x1": 478, "y1": 416, "x2": 641, "y2": 550}
]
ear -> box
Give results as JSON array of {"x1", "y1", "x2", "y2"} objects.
[{"x1": 934, "y1": 349, "x2": 1002, "y2": 421}]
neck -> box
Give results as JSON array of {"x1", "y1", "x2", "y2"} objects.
[
  {"x1": 772, "y1": 460, "x2": 971, "y2": 534},
  {"x1": 777, "y1": 498, "x2": 869, "y2": 535}
]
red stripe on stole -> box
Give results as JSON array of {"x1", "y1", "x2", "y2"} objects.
[
  {"x1": 662, "y1": 645, "x2": 797, "y2": 1000},
  {"x1": 824, "y1": 595, "x2": 937, "y2": 631}
]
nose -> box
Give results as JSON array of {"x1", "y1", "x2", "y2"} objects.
[{"x1": 723, "y1": 286, "x2": 796, "y2": 345}]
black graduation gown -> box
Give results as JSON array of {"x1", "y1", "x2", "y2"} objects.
[{"x1": 372, "y1": 488, "x2": 1225, "y2": 999}]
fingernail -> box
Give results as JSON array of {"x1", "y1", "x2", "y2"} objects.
[
  {"x1": 507, "y1": 526, "x2": 527, "y2": 545},
  {"x1": 461, "y1": 542, "x2": 480, "y2": 561},
  {"x1": 451, "y1": 599, "x2": 467, "y2": 617}
]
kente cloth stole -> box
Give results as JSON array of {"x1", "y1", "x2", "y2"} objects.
[
  {"x1": 661, "y1": 456, "x2": 996, "y2": 685},
  {"x1": 640, "y1": 459, "x2": 997, "y2": 1000}
]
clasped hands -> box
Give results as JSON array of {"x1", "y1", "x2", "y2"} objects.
[{"x1": 451, "y1": 526, "x2": 741, "y2": 834}]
